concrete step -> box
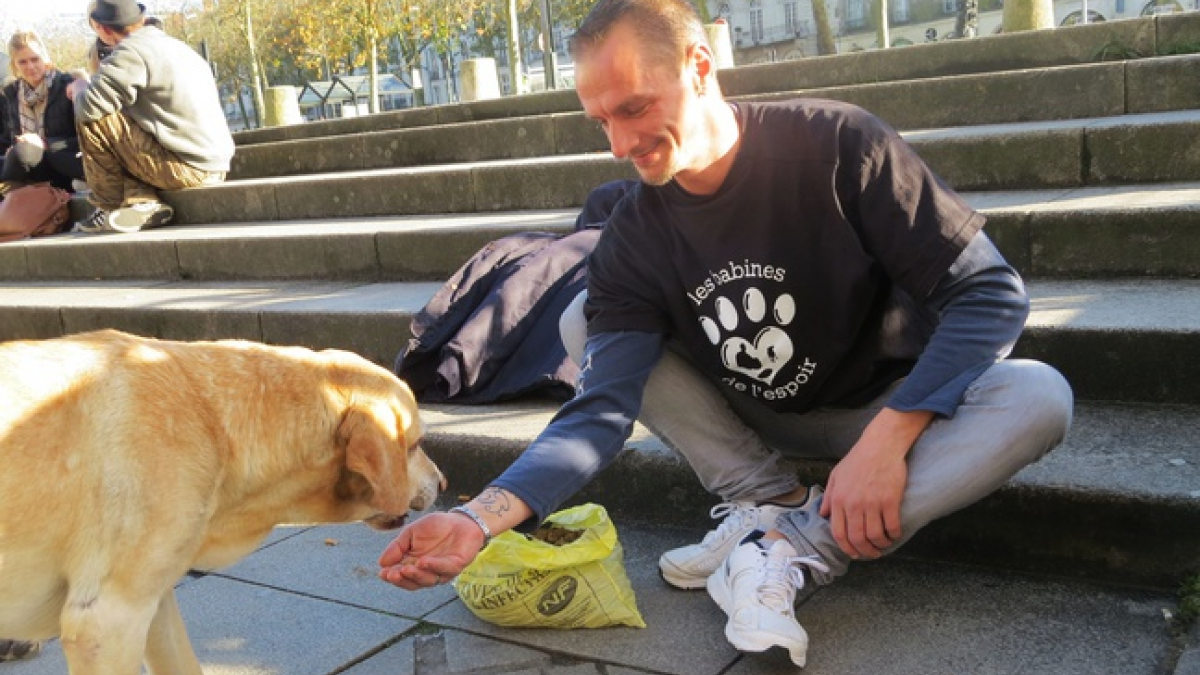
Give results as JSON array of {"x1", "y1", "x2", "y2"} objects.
[
  {"x1": 10, "y1": 183, "x2": 1197, "y2": 282},
  {"x1": 0, "y1": 276, "x2": 1197, "y2": 405},
  {"x1": 415, "y1": 397, "x2": 1199, "y2": 589},
  {"x1": 0, "y1": 276, "x2": 1192, "y2": 587},
  {"x1": 174, "y1": 116, "x2": 1200, "y2": 226},
  {"x1": 229, "y1": 13, "x2": 1200, "y2": 146},
  {"x1": 229, "y1": 68, "x2": 1200, "y2": 183}
]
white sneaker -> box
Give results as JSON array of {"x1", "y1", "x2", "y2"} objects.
[
  {"x1": 707, "y1": 537, "x2": 830, "y2": 668},
  {"x1": 76, "y1": 201, "x2": 174, "y2": 234},
  {"x1": 659, "y1": 485, "x2": 822, "y2": 590},
  {"x1": 108, "y1": 201, "x2": 174, "y2": 232}
]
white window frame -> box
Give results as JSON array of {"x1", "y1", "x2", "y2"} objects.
[{"x1": 750, "y1": 0, "x2": 765, "y2": 42}]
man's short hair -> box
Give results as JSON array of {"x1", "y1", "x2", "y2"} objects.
[{"x1": 569, "y1": 0, "x2": 710, "y2": 72}]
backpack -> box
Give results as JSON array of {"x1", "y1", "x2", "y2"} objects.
[{"x1": 0, "y1": 182, "x2": 71, "y2": 244}]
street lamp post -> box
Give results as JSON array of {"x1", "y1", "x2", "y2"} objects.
[{"x1": 539, "y1": 0, "x2": 558, "y2": 90}]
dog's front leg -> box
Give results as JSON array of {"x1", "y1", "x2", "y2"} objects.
[
  {"x1": 60, "y1": 591, "x2": 158, "y2": 675},
  {"x1": 144, "y1": 590, "x2": 203, "y2": 675}
]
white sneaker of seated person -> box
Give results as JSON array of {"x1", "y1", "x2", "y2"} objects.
[
  {"x1": 707, "y1": 533, "x2": 830, "y2": 668},
  {"x1": 77, "y1": 201, "x2": 175, "y2": 234},
  {"x1": 659, "y1": 485, "x2": 822, "y2": 589}
]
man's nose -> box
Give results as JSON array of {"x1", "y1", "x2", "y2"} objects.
[{"x1": 606, "y1": 122, "x2": 635, "y2": 160}]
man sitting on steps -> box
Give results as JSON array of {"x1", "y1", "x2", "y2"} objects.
[
  {"x1": 379, "y1": 0, "x2": 1075, "y2": 667},
  {"x1": 67, "y1": 0, "x2": 233, "y2": 234}
]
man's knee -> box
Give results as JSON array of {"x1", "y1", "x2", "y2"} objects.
[
  {"x1": 559, "y1": 290, "x2": 588, "y2": 365},
  {"x1": 980, "y1": 359, "x2": 1074, "y2": 457}
]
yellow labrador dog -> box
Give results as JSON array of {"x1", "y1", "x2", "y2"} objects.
[{"x1": 0, "y1": 330, "x2": 443, "y2": 675}]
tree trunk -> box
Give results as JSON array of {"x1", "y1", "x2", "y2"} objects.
[
  {"x1": 811, "y1": 0, "x2": 837, "y2": 55},
  {"x1": 1002, "y1": 0, "x2": 1055, "y2": 31},
  {"x1": 243, "y1": 2, "x2": 266, "y2": 128},
  {"x1": 873, "y1": 0, "x2": 890, "y2": 48},
  {"x1": 506, "y1": 0, "x2": 524, "y2": 95},
  {"x1": 368, "y1": 31, "x2": 380, "y2": 113},
  {"x1": 236, "y1": 81, "x2": 252, "y2": 129},
  {"x1": 443, "y1": 52, "x2": 457, "y2": 103},
  {"x1": 366, "y1": 0, "x2": 380, "y2": 113},
  {"x1": 538, "y1": 0, "x2": 557, "y2": 90},
  {"x1": 954, "y1": 0, "x2": 979, "y2": 37}
]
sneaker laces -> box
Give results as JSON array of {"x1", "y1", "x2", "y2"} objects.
[
  {"x1": 700, "y1": 502, "x2": 758, "y2": 549},
  {"x1": 757, "y1": 547, "x2": 831, "y2": 614}
]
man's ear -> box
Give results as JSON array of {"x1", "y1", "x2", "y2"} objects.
[
  {"x1": 687, "y1": 41, "x2": 716, "y2": 94},
  {"x1": 337, "y1": 406, "x2": 407, "y2": 515}
]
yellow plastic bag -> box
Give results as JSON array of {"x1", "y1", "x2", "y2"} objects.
[{"x1": 453, "y1": 503, "x2": 646, "y2": 629}]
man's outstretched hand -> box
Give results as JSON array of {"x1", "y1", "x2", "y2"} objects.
[{"x1": 378, "y1": 512, "x2": 486, "y2": 590}]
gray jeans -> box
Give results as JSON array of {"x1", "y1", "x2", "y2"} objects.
[{"x1": 560, "y1": 291, "x2": 1074, "y2": 583}]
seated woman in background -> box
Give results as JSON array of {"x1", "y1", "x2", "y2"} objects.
[{"x1": 1, "y1": 31, "x2": 85, "y2": 195}]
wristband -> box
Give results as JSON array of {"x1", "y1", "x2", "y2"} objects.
[{"x1": 450, "y1": 505, "x2": 493, "y2": 549}]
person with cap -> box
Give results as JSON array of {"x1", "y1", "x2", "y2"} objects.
[
  {"x1": 1, "y1": 30, "x2": 86, "y2": 197},
  {"x1": 67, "y1": 0, "x2": 233, "y2": 233}
]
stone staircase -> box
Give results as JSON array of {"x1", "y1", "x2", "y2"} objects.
[{"x1": 1, "y1": 14, "x2": 1199, "y2": 673}]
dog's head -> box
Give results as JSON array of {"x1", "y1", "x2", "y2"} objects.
[{"x1": 333, "y1": 371, "x2": 444, "y2": 531}]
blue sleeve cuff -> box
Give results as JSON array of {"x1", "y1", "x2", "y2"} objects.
[{"x1": 885, "y1": 232, "x2": 1028, "y2": 417}]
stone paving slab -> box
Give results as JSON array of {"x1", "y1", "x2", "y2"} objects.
[
  {"x1": 4, "y1": 572, "x2": 417, "y2": 675},
  {"x1": 0, "y1": 519, "x2": 1185, "y2": 675},
  {"x1": 728, "y1": 558, "x2": 1176, "y2": 675},
  {"x1": 422, "y1": 524, "x2": 736, "y2": 675},
  {"x1": 215, "y1": 523, "x2": 459, "y2": 618}
]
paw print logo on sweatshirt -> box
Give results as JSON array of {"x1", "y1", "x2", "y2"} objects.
[{"x1": 699, "y1": 289, "x2": 796, "y2": 385}]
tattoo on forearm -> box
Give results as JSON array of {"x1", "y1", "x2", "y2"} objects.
[{"x1": 477, "y1": 487, "x2": 511, "y2": 516}]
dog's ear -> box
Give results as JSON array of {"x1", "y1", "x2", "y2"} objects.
[{"x1": 337, "y1": 405, "x2": 407, "y2": 515}]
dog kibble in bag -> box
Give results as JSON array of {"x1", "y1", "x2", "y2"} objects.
[{"x1": 453, "y1": 503, "x2": 646, "y2": 629}]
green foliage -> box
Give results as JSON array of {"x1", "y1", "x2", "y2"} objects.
[
  {"x1": 1093, "y1": 40, "x2": 1147, "y2": 61},
  {"x1": 1175, "y1": 572, "x2": 1200, "y2": 636},
  {"x1": 1157, "y1": 40, "x2": 1200, "y2": 56}
]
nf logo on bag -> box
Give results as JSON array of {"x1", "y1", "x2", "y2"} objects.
[{"x1": 537, "y1": 575, "x2": 578, "y2": 616}]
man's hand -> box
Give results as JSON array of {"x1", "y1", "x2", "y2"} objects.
[
  {"x1": 380, "y1": 487, "x2": 532, "y2": 591},
  {"x1": 66, "y1": 79, "x2": 88, "y2": 102},
  {"x1": 819, "y1": 408, "x2": 933, "y2": 560},
  {"x1": 378, "y1": 512, "x2": 485, "y2": 590}
]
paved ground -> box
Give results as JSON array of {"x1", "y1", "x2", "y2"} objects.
[{"x1": 2, "y1": 510, "x2": 1188, "y2": 675}]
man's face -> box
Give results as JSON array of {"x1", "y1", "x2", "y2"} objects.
[{"x1": 575, "y1": 22, "x2": 701, "y2": 186}]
